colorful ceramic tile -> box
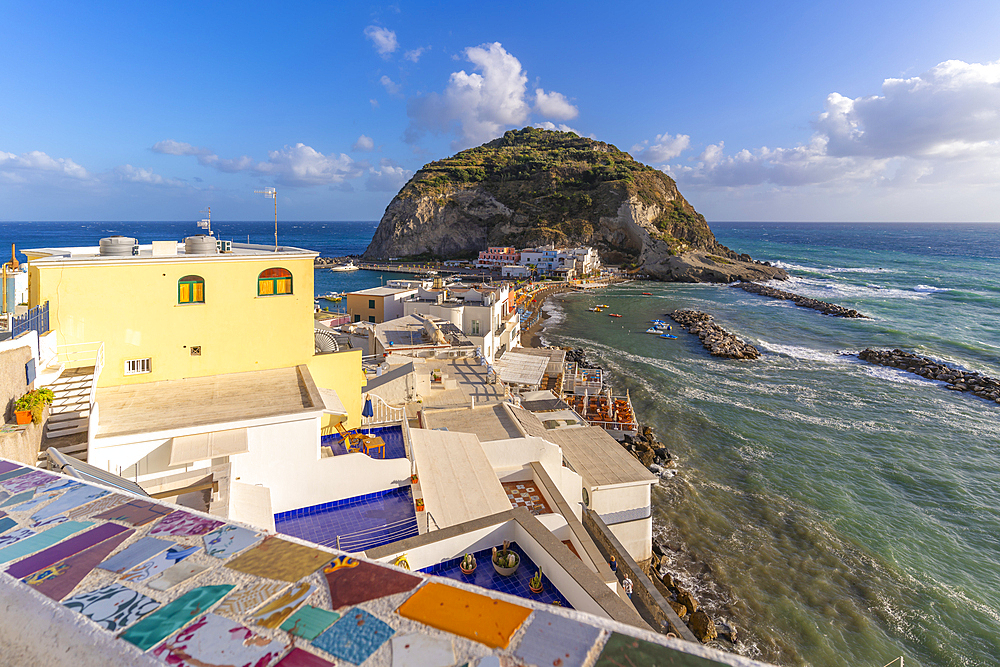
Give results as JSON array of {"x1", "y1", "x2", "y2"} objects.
[
  {"x1": 62, "y1": 582, "x2": 160, "y2": 631},
  {"x1": 119, "y1": 585, "x2": 235, "y2": 651},
  {"x1": 7, "y1": 522, "x2": 130, "y2": 578},
  {"x1": 93, "y1": 499, "x2": 174, "y2": 527},
  {"x1": 391, "y1": 633, "x2": 455, "y2": 667},
  {"x1": 0, "y1": 468, "x2": 30, "y2": 483},
  {"x1": 0, "y1": 521, "x2": 93, "y2": 564},
  {"x1": 119, "y1": 545, "x2": 199, "y2": 583},
  {"x1": 512, "y1": 610, "x2": 603, "y2": 667},
  {"x1": 1, "y1": 469, "x2": 56, "y2": 494},
  {"x1": 0, "y1": 527, "x2": 36, "y2": 548},
  {"x1": 151, "y1": 613, "x2": 288, "y2": 667},
  {"x1": 0, "y1": 490, "x2": 34, "y2": 508},
  {"x1": 97, "y1": 535, "x2": 175, "y2": 573},
  {"x1": 23, "y1": 529, "x2": 133, "y2": 600},
  {"x1": 63, "y1": 493, "x2": 126, "y2": 521},
  {"x1": 594, "y1": 632, "x2": 726, "y2": 667},
  {"x1": 11, "y1": 482, "x2": 82, "y2": 513},
  {"x1": 35, "y1": 478, "x2": 82, "y2": 494},
  {"x1": 0, "y1": 517, "x2": 16, "y2": 534},
  {"x1": 202, "y1": 523, "x2": 261, "y2": 559},
  {"x1": 34, "y1": 514, "x2": 69, "y2": 528},
  {"x1": 214, "y1": 581, "x2": 286, "y2": 617},
  {"x1": 274, "y1": 647, "x2": 337, "y2": 667},
  {"x1": 0, "y1": 461, "x2": 22, "y2": 475},
  {"x1": 30, "y1": 484, "x2": 109, "y2": 525},
  {"x1": 312, "y1": 608, "x2": 394, "y2": 665},
  {"x1": 225, "y1": 536, "x2": 330, "y2": 582},
  {"x1": 251, "y1": 581, "x2": 317, "y2": 629},
  {"x1": 279, "y1": 605, "x2": 340, "y2": 640},
  {"x1": 395, "y1": 582, "x2": 531, "y2": 650},
  {"x1": 324, "y1": 557, "x2": 422, "y2": 609},
  {"x1": 147, "y1": 560, "x2": 210, "y2": 590},
  {"x1": 148, "y1": 510, "x2": 223, "y2": 536}
]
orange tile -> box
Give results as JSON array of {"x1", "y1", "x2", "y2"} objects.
[{"x1": 395, "y1": 582, "x2": 531, "y2": 649}]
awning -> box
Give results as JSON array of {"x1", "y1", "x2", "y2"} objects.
[
  {"x1": 318, "y1": 387, "x2": 349, "y2": 422},
  {"x1": 169, "y1": 428, "x2": 249, "y2": 466}
]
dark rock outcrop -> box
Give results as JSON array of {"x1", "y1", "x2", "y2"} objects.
[
  {"x1": 669, "y1": 310, "x2": 760, "y2": 360},
  {"x1": 858, "y1": 349, "x2": 1000, "y2": 403},
  {"x1": 364, "y1": 127, "x2": 787, "y2": 283},
  {"x1": 734, "y1": 282, "x2": 867, "y2": 318}
]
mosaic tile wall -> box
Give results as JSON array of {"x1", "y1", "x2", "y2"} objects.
[{"x1": 0, "y1": 458, "x2": 749, "y2": 667}]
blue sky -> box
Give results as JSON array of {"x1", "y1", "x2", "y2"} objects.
[{"x1": 3, "y1": 0, "x2": 999, "y2": 222}]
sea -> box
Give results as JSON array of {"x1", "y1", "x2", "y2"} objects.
[{"x1": 3, "y1": 220, "x2": 998, "y2": 667}]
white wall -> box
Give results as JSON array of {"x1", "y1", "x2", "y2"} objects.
[
  {"x1": 590, "y1": 483, "x2": 650, "y2": 516},
  {"x1": 608, "y1": 516, "x2": 653, "y2": 562}
]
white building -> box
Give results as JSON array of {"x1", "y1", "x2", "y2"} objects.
[{"x1": 403, "y1": 283, "x2": 520, "y2": 361}]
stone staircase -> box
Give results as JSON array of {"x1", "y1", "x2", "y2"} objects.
[{"x1": 41, "y1": 366, "x2": 96, "y2": 460}]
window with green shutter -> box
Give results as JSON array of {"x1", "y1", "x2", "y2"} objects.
[
  {"x1": 178, "y1": 275, "x2": 205, "y2": 304},
  {"x1": 258, "y1": 268, "x2": 292, "y2": 296}
]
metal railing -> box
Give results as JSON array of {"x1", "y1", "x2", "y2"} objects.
[
  {"x1": 55, "y1": 341, "x2": 105, "y2": 408},
  {"x1": 12, "y1": 301, "x2": 48, "y2": 338},
  {"x1": 322, "y1": 515, "x2": 419, "y2": 552},
  {"x1": 361, "y1": 394, "x2": 405, "y2": 426}
]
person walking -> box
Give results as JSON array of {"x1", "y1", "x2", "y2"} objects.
[
  {"x1": 623, "y1": 576, "x2": 633, "y2": 599},
  {"x1": 609, "y1": 555, "x2": 617, "y2": 573}
]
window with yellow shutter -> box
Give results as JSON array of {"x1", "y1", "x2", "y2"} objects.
[
  {"x1": 258, "y1": 268, "x2": 293, "y2": 296},
  {"x1": 178, "y1": 275, "x2": 205, "y2": 304}
]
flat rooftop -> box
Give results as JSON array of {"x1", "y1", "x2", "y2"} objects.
[
  {"x1": 421, "y1": 403, "x2": 525, "y2": 443},
  {"x1": 24, "y1": 240, "x2": 316, "y2": 264},
  {"x1": 348, "y1": 286, "x2": 416, "y2": 296},
  {"x1": 95, "y1": 365, "x2": 323, "y2": 440},
  {"x1": 415, "y1": 357, "x2": 506, "y2": 409},
  {"x1": 494, "y1": 352, "x2": 549, "y2": 387}
]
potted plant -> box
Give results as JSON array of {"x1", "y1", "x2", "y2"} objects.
[
  {"x1": 410, "y1": 473, "x2": 419, "y2": 485},
  {"x1": 460, "y1": 553, "x2": 477, "y2": 575},
  {"x1": 491, "y1": 541, "x2": 520, "y2": 576},
  {"x1": 15, "y1": 388, "x2": 54, "y2": 425},
  {"x1": 529, "y1": 568, "x2": 543, "y2": 594},
  {"x1": 415, "y1": 498, "x2": 425, "y2": 512}
]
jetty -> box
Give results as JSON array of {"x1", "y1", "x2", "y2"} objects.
[
  {"x1": 733, "y1": 281, "x2": 867, "y2": 318},
  {"x1": 669, "y1": 310, "x2": 760, "y2": 360},
  {"x1": 858, "y1": 348, "x2": 1000, "y2": 403}
]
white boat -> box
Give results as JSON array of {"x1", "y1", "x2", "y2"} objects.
[{"x1": 330, "y1": 261, "x2": 359, "y2": 272}]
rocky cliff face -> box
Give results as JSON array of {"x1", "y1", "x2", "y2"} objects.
[{"x1": 364, "y1": 127, "x2": 786, "y2": 283}]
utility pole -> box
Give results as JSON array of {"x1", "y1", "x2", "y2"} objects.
[{"x1": 254, "y1": 187, "x2": 278, "y2": 251}]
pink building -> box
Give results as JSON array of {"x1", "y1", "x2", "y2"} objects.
[{"x1": 477, "y1": 246, "x2": 520, "y2": 267}]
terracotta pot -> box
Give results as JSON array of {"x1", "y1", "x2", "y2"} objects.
[
  {"x1": 15, "y1": 410, "x2": 32, "y2": 425},
  {"x1": 460, "y1": 564, "x2": 476, "y2": 575},
  {"x1": 529, "y1": 583, "x2": 543, "y2": 594}
]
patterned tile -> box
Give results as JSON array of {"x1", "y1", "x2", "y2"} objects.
[
  {"x1": 11, "y1": 482, "x2": 82, "y2": 513},
  {"x1": 511, "y1": 610, "x2": 603, "y2": 667},
  {"x1": 0, "y1": 521, "x2": 93, "y2": 564},
  {"x1": 202, "y1": 523, "x2": 261, "y2": 559},
  {"x1": 1, "y1": 470, "x2": 56, "y2": 494},
  {"x1": 0, "y1": 490, "x2": 35, "y2": 508},
  {"x1": 215, "y1": 581, "x2": 286, "y2": 617},
  {"x1": 312, "y1": 607, "x2": 394, "y2": 665},
  {"x1": 119, "y1": 584, "x2": 235, "y2": 651},
  {"x1": 252, "y1": 581, "x2": 317, "y2": 629},
  {"x1": 93, "y1": 499, "x2": 174, "y2": 527},
  {"x1": 595, "y1": 632, "x2": 729, "y2": 667},
  {"x1": 7, "y1": 522, "x2": 130, "y2": 579},
  {"x1": 62, "y1": 583, "x2": 160, "y2": 631},
  {"x1": 395, "y1": 582, "x2": 531, "y2": 650},
  {"x1": 64, "y1": 493, "x2": 127, "y2": 521},
  {"x1": 0, "y1": 461, "x2": 22, "y2": 475},
  {"x1": 0, "y1": 517, "x2": 16, "y2": 534},
  {"x1": 274, "y1": 647, "x2": 336, "y2": 667},
  {"x1": 0, "y1": 527, "x2": 36, "y2": 549},
  {"x1": 119, "y1": 545, "x2": 199, "y2": 583},
  {"x1": 225, "y1": 536, "x2": 330, "y2": 582},
  {"x1": 502, "y1": 481, "x2": 553, "y2": 515},
  {"x1": 391, "y1": 633, "x2": 455, "y2": 667},
  {"x1": 324, "y1": 556, "x2": 422, "y2": 609},
  {"x1": 98, "y1": 535, "x2": 175, "y2": 573},
  {"x1": 22, "y1": 529, "x2": 133, "y2": 601},
  {"x1": 151, "y1": 613, "x2": 288, "y2": 667},
  {"x1": 148, "y1": 510, "x2": 224, "y2": 536},
  {"x1": 147, "y1": 561, "x2": 210, "y2": 591},
  {"x1": 279, "y1": 605, "x2": 340, "y2": 640},
  {"x1": 0, "y1": 468, "x2": 31, "y2": 484},
  {"x1": 30, "y1": 485, "x2": 110, "y2": 525}
]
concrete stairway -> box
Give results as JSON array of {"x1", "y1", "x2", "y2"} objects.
[{"x1": 41, "y1": 367, "x2": 96, "y2": 460}]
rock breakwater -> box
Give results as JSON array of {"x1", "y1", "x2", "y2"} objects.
[
  {"x1": 669, "y1": 310, "x2": 760, "y2": 360},
  {"x1": 734, "y1": 282, "x2": 867, "y2": 318},
  {"x1": 859, "y1": 348, "x2": 1000, "y2": 403}
]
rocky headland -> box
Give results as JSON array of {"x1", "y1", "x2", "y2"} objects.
[
  {"x1": 858, "y1": 349, "x2": 1000, "y2": 403},
  {"x1": 734, "y1": 282, "x2": 868, "y2": 318},
  {"x1": 669, "y1": 310, "x2": 760, "y2": 360},
  {"x1": 363, "y1": 127, "x2": 787, "y2": 284}
]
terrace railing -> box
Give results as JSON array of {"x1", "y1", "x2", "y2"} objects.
[
  {"x1": 361, "y1": 394, "x2": 405, "y2": 427},
  {"x1": 324, "y1": 514, "x2": 419, "y2": 552},
  {"x1": 12, "y1": 301, "x2": 48, "y2": 338}
]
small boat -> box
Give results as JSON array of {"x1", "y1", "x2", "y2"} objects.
[
  {"x1": 659, "y1": 333, "x2": 678, "y2": 339},
  {"x1": 319, "y1": 292, "x2": 342, "y2": 302},
  {"x1": 645, "y1": 327, "x2": 662, "y2": 334},
  {"x1": 642, "y1": 292, "x2": 652, "y2": 296},
  {"x1": 330, "y1": 261, "x2": 359, "y2": 272},
  {"x1": 587, "y1": 307, "x2": 602, "y2": 312},
  {"x1": 609, "y1": 313, "x2": 622, "y2": 318}
]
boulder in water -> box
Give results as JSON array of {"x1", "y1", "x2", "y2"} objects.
[{"x1": 689, "y1": 610, "x2": 718, "y2": 643}]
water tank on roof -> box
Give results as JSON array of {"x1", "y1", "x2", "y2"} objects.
[
  {"x1": 99, "y1": 236, "x2": 139, "y2": 256},
  {"x1": 184, "y1": 235, "x2": 219, "y2": 255}
]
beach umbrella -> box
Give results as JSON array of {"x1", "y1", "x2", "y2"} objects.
[{"x1": 362, "y1": 394, "x2": 374, "y2": 433}]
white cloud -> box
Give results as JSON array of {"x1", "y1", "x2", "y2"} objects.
[
  {"x1": 533, "y1": 121, "x2": 579, "y2": 134},
  {"x1": 253, "y1": 143, "x2": 363, "y2": 187},
  {"x1": 113, "y1": 164, "x2": 184, "y2": 187},
  {"x1": 353, "y1": 135, "x2": 375, "y2": 152},
  {"x1": 534, "y1": 88, "x2": 578, "y2": 121},
  {"x1": 151, "y1": 140, "x2": 211, "y2": 157},
  {"x1": 632, "y1": 132, "x2": 690, "y2": 163},
  {"x1": 0, "y1": 149, "x2": 90, "y2": 180},
  {"x1": 364, "y1": 25, "x2": 398, "y2": 57},
  {"x1": 404, "y1": 47, "x2": 427, "y2": 63},
  {"x1": 367, "y1": 160, "x2": 413, "y2": 192},
  {"x1": 663, "y1": 58, "x2": 1000, "y2": 193},
  {"x1": 380, "y1": 75, "x2": 401, "y2": 96}
]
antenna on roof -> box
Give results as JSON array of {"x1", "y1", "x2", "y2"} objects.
[
  {"x1": 196, "y1": 207, "x2": 212, "y2": 236},
  {"x1": 254, "y1": 186, "x2": 278, "y2": 251}
]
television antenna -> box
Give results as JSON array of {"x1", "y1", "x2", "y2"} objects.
[
  {"x1": 196, "y1": 207, "x2": 212, "y2": 236},
  {"x1": 254, "y1": 187, "x2": 278, "y2": 251}
]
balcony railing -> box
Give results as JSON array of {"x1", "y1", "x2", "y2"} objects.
[
  {"x1": 361, "y1": 393, "x2": 406, "y2": 426},
  {"x1": 12, "y1": 302, "x2": 48, "y2": 338}
]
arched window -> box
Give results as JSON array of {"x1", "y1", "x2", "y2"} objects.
[
  {"x1": 178, "y1": 275, "x2": 205, "y2": 304},
  {"x1": 258, "y1": 268, "x2": 292, "y2": 296}
]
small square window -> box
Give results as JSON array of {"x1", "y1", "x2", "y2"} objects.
[
  {"x1": 190, "y1": 346, "x2": 202, "y2": 356},
  {"x1": 368, "y1": 299, "x2": 376, "y2": 309},
  {"x1": 354, "y1": 314, "x2": 361, "y2": 322},
  {"x1": 368, "y1": 315, "x2": 376, "y2": 323}
]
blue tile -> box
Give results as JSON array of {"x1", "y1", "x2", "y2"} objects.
[
  {"x1": 312, "y1": 607, "x2": 393, "y2": 664},
  {"x1": 418, "y1": 542, "x2": 573, "y2": 609}
]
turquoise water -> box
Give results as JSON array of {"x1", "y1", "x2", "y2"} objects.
[
  {"x1": 538, "y1": 223, "x2": 1000, "y2": 666},
  {"x1": 5, "y1": 220, "x2": 998, "y2": 665}
]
